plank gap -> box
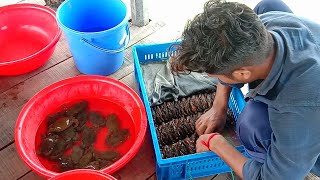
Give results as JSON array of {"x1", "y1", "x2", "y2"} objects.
[
  {"x1": 16, "y1": 170, "x2": 31, "y2": 180},
  {"x1": 0, "y1": 56, "x2": 72, "y2": 94},
  {"x1": 145, "y1": 172, "x2": 156, "y2": 180},
  {"x1": 210, "y1": 174, "x2": 218, "y2": 180},
  {"x1": 0, "y1": 141, "x2": 14, "y2": 151},
  {"x1": 118, "y1": 70, "x2": 134, "y2": 81}
]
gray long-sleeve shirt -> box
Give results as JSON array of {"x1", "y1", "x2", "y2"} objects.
[{"x1": 243, "y1": 12, "x2": 320, "y2": 179}]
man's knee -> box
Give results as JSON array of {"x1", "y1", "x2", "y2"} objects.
[
  {"x1": 236, "y1": 100, "x2": 272, "y2": 158},
  {"x1": 237, "y1": 99, "x2": 270, "y2": 135}
]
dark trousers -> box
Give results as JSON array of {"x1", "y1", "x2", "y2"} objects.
[{"x1": 236, "y1": 0, "x2": 292, "y2": 162}]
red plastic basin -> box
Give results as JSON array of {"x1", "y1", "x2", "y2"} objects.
[
  {"x1": 49, "y1": 169, "x2": 117, "y2": 180},
  {"x1": 15, "y1": 76, "x2": 147, "y2": 178},
  {"x1": 0, "y1": 4, "x2": 61, "y2": 76}
]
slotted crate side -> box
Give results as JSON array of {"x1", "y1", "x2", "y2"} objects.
[
  {"x1": 229, "y1": 88, "x2": 246, "y2": 120},
  {"x1": 133, "y1": 42, "x2": 248, "y2": 180},
  {"x1": 158, "y1": 157, "x2": 232, "y2": 180},
  {"x1": 134, "y1": 42, "x2": 179, "y2": 63},
  {"x1": 155, "y1": 147, "x2": 248, "y2": 180},
  {"x1": 187, "y1": 158, "x2": 229, "y2": 179}
]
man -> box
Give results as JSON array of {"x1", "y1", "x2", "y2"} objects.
[{"x1": 171, "y1": 0, "x2": 320, "y2": 179}]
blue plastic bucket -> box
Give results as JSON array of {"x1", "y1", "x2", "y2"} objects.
[{"x1": 56, "y1": 0, "x2": 130, "y2": 75}]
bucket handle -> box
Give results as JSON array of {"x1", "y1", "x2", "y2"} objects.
[{"x1": 80, "y1": 25, "x2": 130, "y2": 54}]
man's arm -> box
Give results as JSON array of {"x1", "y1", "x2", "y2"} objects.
[
  {"x1": 196, "y1": 82, "x2": 232, "y2": 134},
  {"x1": 212, "y1": 82, "x2": 232, "y2": 111},
  {"x1": 209, "y1": 135, "x2": 248, "y2": 179},
  {"x1": 206, "y1": 106, "x2": 320, "y2": 179}
]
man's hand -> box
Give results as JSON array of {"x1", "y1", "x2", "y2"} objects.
[
  {"x1": 196, "y1": 132, "x2": 247, "y2": 179},
  {"x1": 196, "y1": 133, "x2": 221, "y2": 152},
  {"x1": 195, "y1": 106, "x2": 227, "y2": 135},
  {"x1": 195, "y1": 82, "x2": 231, "y2": 135}
]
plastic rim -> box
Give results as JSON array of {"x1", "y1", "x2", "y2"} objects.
[
  {"x1": 0, "y1": 3, "x2": 62, "y2": 65},
  {"x1": 49, "y1": 169, "x2": 117, "y2": 180}
]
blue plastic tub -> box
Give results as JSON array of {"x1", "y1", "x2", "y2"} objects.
[
  {"x1": 56, "y1": 0, "x2": 130, "y2": 75},
  {"x1": 133, "y1": 42, "x2": 249, "y2": 180}
]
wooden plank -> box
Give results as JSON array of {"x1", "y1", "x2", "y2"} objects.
[
  {"x1": 0, "y1": 36, "x2": 72, "y2": 94},
  {"x1": 111, "y1": 134, "x2": 155, "y2": 180},
  {"x1": 144, "y1": 24, "x2": 182, "y2": 43},
  {"x1": 146, "y1": 173, "x2": 157, "y2": 180},
  {"x1": 0, "y1": 0, "x2": 45, "y2": 7},
  {"x1": 213, "y1": 173, "x2": 241, "y2": 180},
  {"x1": 18, "y1": 0, "x2": 45, "y2": 5},
  {"x1": 128, "y1": 21, "x2": 165, "y2": 47},
  {"x1": 0, "y1": 0, "x2": 20, "y2": 6},
  {"x1": 19, "y1": 171, "x2": 45, "y2": 180},
  {"x1": 0, "y1": 144, "x2": 30, "y2": 180},
  {"x1": 118, "y1": 72, "x2": 139, "y2": 93},
  {"x1": 130, "y1": 0, "x2": 150, "y2": 27},
  {"x1": 305, "y1": 173, "x2": 320, "y2": 180}
]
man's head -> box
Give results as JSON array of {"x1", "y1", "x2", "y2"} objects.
[{"x1": 171, "y1": 0, "x2": 274, "y2": 84}]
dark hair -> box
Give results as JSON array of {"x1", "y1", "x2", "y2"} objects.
[{"x1": 170, "y1": 0, "x2": 273, "y2": 75}]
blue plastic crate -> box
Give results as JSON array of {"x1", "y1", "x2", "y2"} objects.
[{"x1": 133, "y1": 42, "x2": 248, "y2": 180}]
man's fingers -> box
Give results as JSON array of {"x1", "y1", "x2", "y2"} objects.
[
  {"x1": 196, "y1": 139, "x2": 210, "y2": 152},
  {"x1": 196, "y1": 123, "x2": 207, "y2": 135},
  {"x1": 195, "y1": 117, "x2": 202, "y2": 125},
  {"x1": 204, "y1": 125, "x2": 215, "y2": 134},
  {"x1": 195, "y1": 119, "x2": 202, "y2": 130}
]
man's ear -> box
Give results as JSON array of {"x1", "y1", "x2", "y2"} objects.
[{"x1": 231, "y1": 68, "x2": 252, "y2": 81}]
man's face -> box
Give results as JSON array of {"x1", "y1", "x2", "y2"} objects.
[
  {"x1": 208, "y1": 74, "x2": 245, "y2": 84},
  {"x1": 207, "y1": 69, "x2": 257, "y2": 85},
  {"x1": 212, "y1": 75, "x2": 242, "y2": 84}
]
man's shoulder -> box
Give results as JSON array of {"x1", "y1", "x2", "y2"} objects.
[
  {"x1": 259, "y1": 11, "x2": 297, "y2": 21},
  {"x1": 259, "y1": 12, "x2": 320, "y2": 40},
  {"x1": 276, "y1": 66, "x2": 320, "y2": 106},
  {"x1": 259, "y1": 12, "x2": 306, "y2": 28}
]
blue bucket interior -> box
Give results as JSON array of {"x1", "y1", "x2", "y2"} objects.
[{"x1": 57, "y1": 0, "x2": 127, "y2": 32}]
